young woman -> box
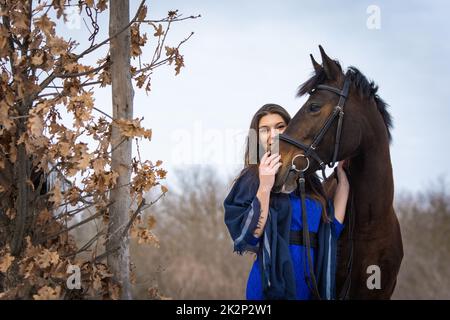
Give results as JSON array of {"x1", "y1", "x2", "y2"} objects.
[{"x1": 224, "y1": 103, "x2": 350, "y2": 300}]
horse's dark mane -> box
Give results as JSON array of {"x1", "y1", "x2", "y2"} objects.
[{"x1": 297, "y1": 62, "x2": 393, "y2": 143}]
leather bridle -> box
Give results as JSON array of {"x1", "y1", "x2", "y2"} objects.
[
  {"x1": 278, "y1": 72, "x2": 351, "y2": 180},
  {"x1": 277, "y1": 72, "x2": 353, "y2": 300}
]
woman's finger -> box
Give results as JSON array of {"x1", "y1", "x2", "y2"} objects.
[
  {"x1": 269, "y1": 162, "x2": 283, "y2": 174},
  {"x1": 343, "y1": 159, "x2": 348, "y2": 168},
  {"x1": 269, "y1": 155, "x2": 281, "y2": 169},
  {"x1": 263, "y1": 152, "x2": 276, "y2": 165},
  {"x1": 261, "y1": 151, "x2": 269, "y2": 163},
  {"x1": 266, "y1": 152, "x2": 279, "y2": 162},
  {"x1": 267, "y1": 154, "x2": 281, "y2": 167},
  {"x1": 269, "y1": 159, "x2": 282, "y2": 170}
]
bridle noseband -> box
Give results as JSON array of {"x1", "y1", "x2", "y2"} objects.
[{"x1": 278, "y1": 72, "x2": 351, "y2": 180}]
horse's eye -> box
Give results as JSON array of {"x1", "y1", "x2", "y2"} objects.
[{"x1": 309, "y1": 103, "x2": 322, "y2": 113}]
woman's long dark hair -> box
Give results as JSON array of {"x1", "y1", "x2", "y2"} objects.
[
  {"x1": 244, "y1": 103, "x2": 291, "y2": 167},
  {"x1": 234, "y1": 103, "x2": 330, "y2": 223}
]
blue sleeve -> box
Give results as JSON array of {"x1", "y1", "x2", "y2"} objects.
[
  {"x1": 327, "y1": 199, "x2": 345, "y2": 238},
  {"x1": 331, "y1": 216, "x2": 345, "y2": 238},
  {"x1": 224, "y1": 168, "x2": 262, "y2": 254}
]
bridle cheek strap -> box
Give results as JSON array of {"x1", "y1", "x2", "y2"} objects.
[{"x1": 279, "y1": 73, "x2": 351, "y2": 178}]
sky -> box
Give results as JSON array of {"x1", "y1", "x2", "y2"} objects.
[{"x1": 53, "y1": 0, "x2": 450, "y2": 193}]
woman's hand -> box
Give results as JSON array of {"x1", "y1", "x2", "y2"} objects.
[
  {"x1": 334, "y1": 160, "x2": 350, "y2": 224},
  {"x1": 336, "y1": 160, "x2": 350, "y2": 192},
  {"x1": 258, "y1": 151, "x2": 282, "y2": 193},
  {"x1": 253, "y1": 151, "x2": 281, "y2": 238}
]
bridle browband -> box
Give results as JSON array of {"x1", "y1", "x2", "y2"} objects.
[
  {"x1": 277, "y1": 72, "x2": 353, "y2": 300},
  {"x1": 278, "y1": 71, "x2": 351, "y2": 180}
]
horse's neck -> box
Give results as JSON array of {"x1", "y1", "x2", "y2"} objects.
[{"x1": 349, "y1": 138, "x2": 394, "y2": 228}]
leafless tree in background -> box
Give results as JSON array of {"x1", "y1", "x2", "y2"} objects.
[{"x1": 392, "y1": 177, "x2": 450, "y2": 299}]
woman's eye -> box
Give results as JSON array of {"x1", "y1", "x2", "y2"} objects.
[{"x1": 309, "y1": 104, "x2": 321, "y2": 113}]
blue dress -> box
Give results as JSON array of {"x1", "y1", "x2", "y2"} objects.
[{"x1": 245, "y1": 193, "x2": 344, "y2": 300}]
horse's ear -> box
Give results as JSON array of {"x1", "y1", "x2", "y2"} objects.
[
  {"x1": 318, "y1": 45, "x2": 341, "y2": 80},
  {"x1": 310, "y1": 54, "x2": 322, "y2": 73}
]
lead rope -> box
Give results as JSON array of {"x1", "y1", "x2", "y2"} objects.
[{"x1": 298, "y1": 171, "x2": 321, "y2": 300}]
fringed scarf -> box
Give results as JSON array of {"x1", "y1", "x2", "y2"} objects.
[{"x1": 223, "y1": 167, "x2": 341, "y2": 300}]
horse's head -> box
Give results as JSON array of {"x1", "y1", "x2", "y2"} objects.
[{"x1": 273, "y1": 45, "x2": 391, "y2": 193}]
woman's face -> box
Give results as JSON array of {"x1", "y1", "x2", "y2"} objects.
[{"x1": 258, "y1": 113, "x2": 287, "y2": 153}]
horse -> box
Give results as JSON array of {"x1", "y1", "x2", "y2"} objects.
[{"x1": 272, "y1": 45, "x2": 403, "y2": 299}]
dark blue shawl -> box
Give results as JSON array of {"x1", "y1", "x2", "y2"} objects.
[{"x1": 223, "y1": 167, "x2": 341, "y2": 300}]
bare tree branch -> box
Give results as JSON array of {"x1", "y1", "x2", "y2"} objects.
[
  {"x1": 55, "y1": 61, "x2": 111, "y2": 79},
  {"x1": 135, "y1": 32, "x2": 194, "y2": 75}
]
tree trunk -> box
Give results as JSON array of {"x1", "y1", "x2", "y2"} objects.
[
  {"x1": 107, "y1": 0, "x2": 133, "y2": 299},
  {"x1": 11, "y1": 113, "x2": 31, "y2": 256}
]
